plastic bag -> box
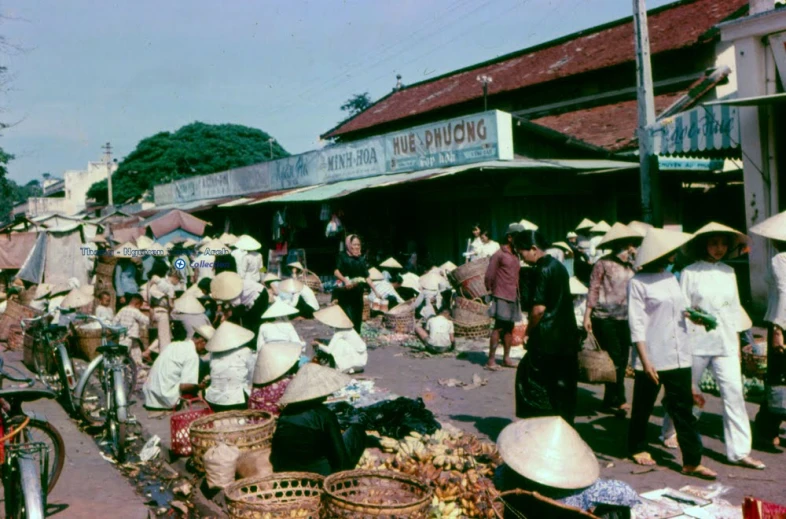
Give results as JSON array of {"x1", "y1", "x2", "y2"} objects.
[
  {"x1": 329, "y1": 397, "x2": 441, "y2": 439},
  {"x1": 204, "y1": 443, "x2": 240, "y2": 489}
]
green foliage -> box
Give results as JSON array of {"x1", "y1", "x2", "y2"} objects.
[
  {"x1": 87, "y1": 122, "x2": 289, "y2": 205},
  {"x1": 340, "y1": 92, "x2": 373, "y2": 118},
  {"x1": 0, "y1": 150, "x2": 44, "y2": 223}
]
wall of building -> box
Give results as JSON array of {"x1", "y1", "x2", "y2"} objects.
[{"x1": 64, "y1": 161, "x2": 117, "y2": 213}]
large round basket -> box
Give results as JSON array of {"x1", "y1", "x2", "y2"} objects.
[
  {"x1": 454, "y1": 321, "x2": 492, "y2": 340},
  {"x1": 302, "y1": 270, "x2": 324, "y2": 293},
  {"x1": 382, "y1": 304, "x2": 415, "y2": 334},
  {"x1": 75, "y1": 326, "x2": 104, "y2": 361},
  {"x1": 225, "y1": 472, "x2": 324, "y2": 519},
  {"x1": 0, "y1": 299, "x2": 42, "y2": 341},
  {"x1": 452, "y1": 306, "x2": 491, "y2": 327},
  {"x1": 322, "y1": 470, "x2": 432, "y2": 519},
  {"x1": 189, "y1": 410, "x2": 276, "y2": 473},
  {"x1": 454, "y1": 296, "x2": 489, "y2": 315},
  {"x1": 742, "y1": 345, "x2": 767, "y2": 379},
  {"x1": 447, "y1": 257, "x2": 490, "y2": 299}
]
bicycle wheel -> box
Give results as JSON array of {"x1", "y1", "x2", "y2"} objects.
[
  {"x1": 109, "y1": 419, "x2": 127, "y2": 463},
  {"x1": 31, "y1": 340, "x2": 61, "y2": 393},
  {"x1": 76, "y1": 354, "x2": 136, "y2": 427},
  {"x1": 18, "y1": 454, "x2": 45, "y2": 519},
  {"x1": 6, "y1": 415, "x2": 65, "y2": 494}
]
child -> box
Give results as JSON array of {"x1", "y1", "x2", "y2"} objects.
[
  {"x1": 94, "y1": 291, "x2": 115, "y2": 322},
  {"x1": 415, "y1": 306, "x2": 455, "y2": 353},
  {"x1": 112, "y1": 293, "x2": 151, "y2": 365}
]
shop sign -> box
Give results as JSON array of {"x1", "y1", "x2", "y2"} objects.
[
  {"x1": 657, "y1": 157, "x2": 726, "y2": 171},
  {"x1": 320, "y1": 138, "x2": 386, "y2": 183},
  {"x1": 649, "y1": 104, "x2": 739, "y2": 155}
]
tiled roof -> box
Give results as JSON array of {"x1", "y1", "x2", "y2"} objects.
[
  {"x1": 532, "y1": 91, "x2": 687, "y2": 152},
  {"x1": 324, "y1": 0, "x2": 747, "y2": 139}
]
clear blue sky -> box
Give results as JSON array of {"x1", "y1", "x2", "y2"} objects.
[{"x1": 1, "y1": 0, "x2": 675, "y2": 184}]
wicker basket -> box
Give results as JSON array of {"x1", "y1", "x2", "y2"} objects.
[
  {"x1": 454, "y1": 321, "x2": 492, "y2": 340},
  {"x1": 0, "y1": 299, "x2": 43, "y2": 341},
  {"x1": 452, "y1": 306, "x2": 492, "y2": 327},
  {"x1": 225, "y1": 472, "x2": 324, "y2": 519},
  {"x1": 742, "y1": 344, "x2": 767, "y2": 379},
  {"x1": 382, "y1": 304, "x2": 415, "y2": 334},
  {"x1": 303, "y1": 270, "x2": 324, "y2": 293},
  {"x1": 75, "y1": 326, "x2": 104, "y2": 361},
  {"x1": 189, "y1": 410, "x2": 276, "y2": 473},
  {"x1": 362, "y1": 296, "x2": 371, "y2": 322},
  {"x1": 447, "y1": 257, "x2": 490, "y2": 299},
  {"x1": 7, "y1": 324, "x2": 24, "y2": 352},
  {"x1": 453, "y1": 296, "x2": 488, "y2": 314},
  {"x1": 322, "y1": 470, "x2": 432, "y2": 518},
  {"x1": 171, "y1": 398, "x2": 212, "y2": 457}
]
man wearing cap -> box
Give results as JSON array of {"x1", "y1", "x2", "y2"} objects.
[
  {"x1": 483, "y1": 223, "x2": 524, "y2": 370},
  {"x1": 142, "y1": 322, "x2": 211, "y2": 410}
]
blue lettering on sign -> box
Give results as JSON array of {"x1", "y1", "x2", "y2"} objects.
[{"x1": 274, "y1": 156, "x2": 310, "y2": 187}]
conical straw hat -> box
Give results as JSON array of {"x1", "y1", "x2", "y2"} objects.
[
  {"x1": 598, "y1": 222, "x2": 643, "y2": 248},
  {"x1": 164, "y1": 242, "x2": 175, "y2": 251},
  {"x1": 182, "y1": 238, "x2": 198, "y2": 248},
  {"x1": 627, "y1": 220, "x2": 653, "y2": 237},
  {"x1": 380, "y1": 257, "x2": 403, "y2": 269},
  {"x1": 219, "y1": 232, "x2": 239, "y2": 246},
  {"x1": 234, "y1": 235, "x2": 261, "y2": 251},
  {"x1": 34, "y1": 283, "x2": 52, "y2": 300},
  {"x1": 173, "y1": 294, "x2": 205, "y2": 314},
  {"x1": 685, "y1": 222, "x2": 750, "y2": 258},
  {"x1": 634, "y1": 228, "x2": 694, "y2": 269},
  {"x1": 205, "y1": 321, "x2": 254, "y2": 353},
  {"x1": 566, "y1": 231, "x2": 578, "y2": 239},
  {"x1": 185, "y1": 284, "x2": 204, "y2": 298},
  {"x1": 575, "y1": 218, "x2": 596, "y2": 231},
  {"x1": 194, "y1": 324, "x2": 215, "y2": 340},
  {"x1": 278, "y1": 363, "x2": 351, "y2": 406},
  {"x1": 750, "y1": 210, "x2": 786, "y2": 241},
  {"x1": 210, "y1": 272, "x2": 243, "y2": 301},
  {"x1": 287, "y1": 261, "x2": 305, "y2": 272},
  {"x1": 263, "y1": 273, "x2": 280, "y2": 284},
  {"x1": 519, "y1": 219, "x2": 539, "y2": 231},
  {"x1": 114, "y1": 241, "x2": 137, "y2": 258},
  {"x1": 252, "y1": 342, "x2": 302, "y2": 385},
  {"x1": 569, "y1": 277, "x2": 588, "y2": 295},
  {"x1": 136, "y1": 235, "x2": 154, "y2": 249},
  {"x1": 419, "y1": 272, "x2": 441, "y2": 291},
  {"x1": 147, "y1": 242, "x2": 167, "y2": 255},
  {"x1": 314, "y1": 305, "x2": 353, "y2": 329},
  {"x1": 401, "y1": 272, "x2": 421, "y2": 292},
  {"x1": 497, "y1": 416, "x2": 599, "y2": 490},
  {"x1": 80, "y1": 284, "x2": 95, "y2": 295},
  {"x1": 262, "y1": 300, "x2": 298, "y2": 319},
  {"x1": 368, "y1": 267, "x2": 385, "y2": 281},
  {"x1": 279, "y1": 278, "x2": 304, "y2": 294},
  {"x1": 550, "y1": 241, "x2": 572, "y2": 253},
  {"x1": 440, "y1": 261, "x2": 458, "y2": 272},
  {"x1": 61, "y1": 288, "x2": 93, "y2": 309},
  {"x1": 590, "y1": 220, "x2": 611, "y2": 233}
]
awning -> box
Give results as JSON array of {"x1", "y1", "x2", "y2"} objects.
[
  {"x1": 703, "y1": 93, "x2": 786, "y2": 107},
  {"x1": 648, "y1": 104, "x2": 740, "y2": 155}
]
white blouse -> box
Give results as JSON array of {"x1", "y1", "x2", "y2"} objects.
[
  {"x1": 765, "y1": 252, "x2": 786, "y2": 329},
  {"x1": 256, "y1": 321, "x2": 305, "y2": 349},
  {"x1": 628, "y1": 271, "x2": 692, "y2": 372},
  {"x1": 205, "y1": 347, "x2": 254, "y2": 406},
  {"x1": 680, "y1": 261, "x2": 744, "y2": 357},
  {"x1": 318, "y1": 329, "x2": 368, "y2": 373}
]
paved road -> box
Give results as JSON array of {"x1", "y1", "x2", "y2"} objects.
[{"x1": 0, "y1": 348, "x2": 149, "y2": 519}]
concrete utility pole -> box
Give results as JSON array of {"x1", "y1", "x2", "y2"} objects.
[
  {"x1": 477, "y1": 75, "x2": 493, "y2": 111},
  {"x1": 633, "y1": 0, "x2": 656, "y2": 224},
  {"x1": 102, "y1": 142, "x2": 114, "y2": 208}
]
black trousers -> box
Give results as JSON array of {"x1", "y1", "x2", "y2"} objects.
[
  {"x1": 515, "y1": 350, "x2": 578, "y2": 425},
  {"x1": 628, "y1": 368, "x2": 702, "y2": 467},
  {"x1": 340, "y1": 424, "x2": 367, "y2": 471},
  {"x1": 337, "y1": 287, "x2": 364, "y2": 333},
  {"x1": 755, "y1": 325, "x2": 786, "y2": 442},
  {"x1": 208, "y1": 394, "x2": 250, "y2": 413},
  {"x1": 592, "y1": 318, "x2": 631, "y2": 407}
]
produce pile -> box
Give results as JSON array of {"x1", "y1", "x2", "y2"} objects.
[
  {"x1": 699, "y1": 369, "x2": 765, "y2": 399},
  {"x1": 356, "y1": 429, "x2": 503, "y2": 519}
]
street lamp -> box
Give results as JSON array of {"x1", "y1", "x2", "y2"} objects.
[
  {"x1": 477, "y1": 75, "x2": 493, "y2": 111},
  {"x1": 267, "y1": 138, "x2": 276, "y2": 159}
]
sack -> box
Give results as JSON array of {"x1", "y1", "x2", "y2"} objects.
[
  {"x1": 767, "y1": 385, "x2": 786, "y2": 416},
  {"x1": 203, "y1": 443, "x2": 241, "y2": 489},
  {"x1": 577, "y1": 333, "x2": 617, "y2": 384},
  {"x1": 235, "y1": 448, "x2": 273, "y2": 479}
]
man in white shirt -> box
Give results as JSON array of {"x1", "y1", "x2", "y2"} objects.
[
  {"x1": 142, "y1": 323, "x2": 211, "y2": 410},
  {"x1": 415, "y1": 308, "x2": 455, "y2": 352}
]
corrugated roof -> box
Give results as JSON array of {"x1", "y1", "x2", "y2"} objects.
[{"x1": 324, "y1": 0, "x2": 746, "y2": 139}]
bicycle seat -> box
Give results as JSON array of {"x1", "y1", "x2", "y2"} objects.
[
  {"x1": 96, "y1": 343, "x2": 129, "y2": 355},
  {"x1": 0, "y1": 387, "x2": 58, "y2": 403}
]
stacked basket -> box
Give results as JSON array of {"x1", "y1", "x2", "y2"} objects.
[
  {"x1": 189, "y1": 410, "x2": 276, "y2": 472},
  {"x1": 452, "y1": 296, "x2": 492, "y2": 340},
  {"x1": 447, "y1": 257, "x2": 489, "y2": 300}
]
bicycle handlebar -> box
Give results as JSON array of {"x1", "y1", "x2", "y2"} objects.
[
  {"x1": 0, "y1": 361, "x2": 35, "y2": 387},
  {"x1": 72, "y1": 313, "x2": 127, "y2": 335}
]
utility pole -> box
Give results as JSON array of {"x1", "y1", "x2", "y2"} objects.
[
  {"x1": 102, "y1": 142, "x2": 114, "y2": 209},
  {"x1": 633, "y1": 0, "x2": 656, "y2": 224},
  {"x1": 267, "y1": 138, "x2": 276, "y2": 159},
  {"x1": 477, "y1": 75, "x2": 493, "y2": 111}
]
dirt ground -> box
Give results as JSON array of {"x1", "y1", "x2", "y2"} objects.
[{"x1": 292, "y1": 316, "x2": 785, "y2": 507}]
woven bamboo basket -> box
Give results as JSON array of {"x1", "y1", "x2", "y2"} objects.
[
  {"x1": 454, "y1": 321, "x2": 492, "y2": 340},
  {"x1": 75, "y1": 326, "x2": 104, "y2": 361},
  {"x1": 302, "y1": 270, "x2": 323, "y2": 293},
  {"x1": 189, "y1": 410, "x2": 276, "y2": 473},
  {"x1": 7, "y1": 324, "x2": 24, "y2": 352},
  {"x1": 362, "y1": 297, "x2": 371, "y2": 322},
  {"x1": 225, "y1": 472, "x2": 324, "y2": 519},
  {"x1": 322, "y1": 470, "x2": 432, "y2": 518},
  {"x1": 382, "y1": 304, "x2": 415, "y2": 334},
  {"x1": 742, "y1": 344, "x2": 767, "y2": 379},
  {"x1": 452, "y1": 307, "x2": 492, "y2": 327},
  {"x1": 454, "y1": 296, "x2": 489, "y2": 315},
  {"x1": 0, "y1": 299, "x2": 43, "y2": 341},
  {"x1": 447, "y1": 257, "x2": 490, "y2": 299}
]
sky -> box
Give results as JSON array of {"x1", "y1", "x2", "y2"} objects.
[{"x1": 0, "y1": 0, "x2": 675, "y2": 185}]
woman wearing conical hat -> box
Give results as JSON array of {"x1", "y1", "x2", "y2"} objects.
[
  {"x1": 256, "y1": 300, "x2": 305, "y2": 352},
  {"x1": 312, "y1": 305, "x2": 367, "y2": 374},
  {"x1": 270, "y1": 363, "x2": 365, "y2": 476},
  {"x1": 204, "y1": 321, "x2": 256, "y2": 412},
  {"x1": 627, "y1": 228, "x2": 716, "y2": 479},
  {"x1": 248, "y1": 342, "x2": 301, "y2": 415},
  {"x1": 656, "y1": 223, "x2": 763, "y2": 469},
  {"x1": 234, "y1": 235, "x2": 264, "y2": 283},
  {"x1": 278, "y1": 278, "x2": 320, "y2": 319}
]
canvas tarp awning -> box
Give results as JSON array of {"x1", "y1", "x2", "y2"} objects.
[
  {"x1": 142, "y1": 209, "x2": 208, "y2": 238},
  {"x1": 16, "y1": 227, "x2": 89, "y2": 287},
  {"x1": 0, "y1": 232, "x2": 39, "y2": 269}
]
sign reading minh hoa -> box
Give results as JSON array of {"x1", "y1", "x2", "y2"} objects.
[{"x1": 154, "y1": 110, "x2": 514, "y2": 205}]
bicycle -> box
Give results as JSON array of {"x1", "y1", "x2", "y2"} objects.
[
  {"x1": 22, "y1": 314, "x2": 77, "y2": 414},
  {"x1": 0, "y1": 358, "x2": 66, "y2": 519}
]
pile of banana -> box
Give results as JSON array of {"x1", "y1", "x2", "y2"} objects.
[{"x1": 356, "y1": 429, "x2": 502, "y2": 518}]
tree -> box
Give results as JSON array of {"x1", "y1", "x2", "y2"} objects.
[
  {"x1": 340, "y1": 93, "x2": 373, "y2": 118},
  {"x1": 87, "y1": 122, "x2": 289, "y2": 205},
  {"x1": 0, "y1": 147, "x2": 17, "y2": 221}
]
